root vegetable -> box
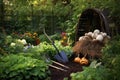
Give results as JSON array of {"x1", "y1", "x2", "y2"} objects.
[
  {"x1": 74, "y1": 57, "x2": 81, "y2": 63},
  {"x1": 80, "y1": 57, "x2": 89, "y2": 65}
]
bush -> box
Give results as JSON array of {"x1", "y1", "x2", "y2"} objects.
[
  {"x1": 0, "y1": 54, "x2": 50, "y2": 80},
  {"x1": 70, "y1": 60, "x2": 112, "y2": 80},
  {"x1": 102, "y1": 35, "x2": 120, "y2": 80}
]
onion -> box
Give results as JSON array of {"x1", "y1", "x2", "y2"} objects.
[
  {"x1": 87, "y1": 32, "x2": 93, "y2": 37},
  {"x1": 96, "y1": 35, "x2": 103, "y2": 41},
  {"x1": 79, "y1": 36, "x2": 84, "y2": 41},
  {"x1": 94, "y1": 29, "x2": 100, "y2": 34},
  {"x1": 92, "y1": 33, "x2": 98, "y2": 39},
  {"x1": 102, "y1": 32, "x2": 107, "y2": 37}
]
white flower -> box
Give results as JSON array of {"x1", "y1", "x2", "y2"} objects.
[
  {"x1": 24, "y1": 46, "x2": 29, "y2": 50},
  {"x1": 21, "y1": 39, "x2": 27, "y2": 45},
  {"x1": 17, "y1": 39, "x2": 23, "y2": 44},
  {"x1": 10, "y1": 42, "x2": 16, "y2": 46}
]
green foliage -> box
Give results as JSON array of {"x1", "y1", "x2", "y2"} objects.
[
  {"x1": 70, "y1": 60, "x2": 112, "y2": 80},
  {"x1": 4, "y1": 38, "x2": 72, "y2": 60},
  {"x1": 102, "y1": 41, "x2": 120, "y2": 56},
  {"x1": 111, "y1": 55, "x2": 120, "y2": 80},
  {"x1": 0, "y1": 54, "x2": 50, "y2": 80},
  {"x1": 39, "y1": 33, "x2": 61, "y2": 42},
  {"x1": 5, "y1": 39, "x2": 26, "y2": 54},
  {"x1": 2, "y1": 0, "x2": 120, "y2": 35},
  {"x1": 0, "y1": 33, "x2": 7, "y2": 55},
  {"x1": 102, "y1": 35, "x2": 120, "y2": 80},
  {"x1": 24, "y1": 41, "x2": 72, "y2": 59},
  {"x1": 1, "y1": 32, "x2": 72, "y2": 60},
  {"x1": 102, "y1": 35, "x2": 120, "y2": 67}
]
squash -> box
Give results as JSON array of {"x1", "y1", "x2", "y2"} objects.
[
  {"x1": 74, "y1": 57, "x2": 81, "y2": 63},
  {"x1": 80, "y1": 57, "x2": 89, "y2": 65}
]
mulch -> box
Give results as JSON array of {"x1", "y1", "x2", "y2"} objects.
[{"x1": 49, "y1": 61, "x2": 83, "y2": 80}]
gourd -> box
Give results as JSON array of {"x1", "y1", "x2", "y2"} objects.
[
  {"x1": 74, "y1": 57, "x2": 81, "y2": 63},
  {"x1": 74, "y1": 54, "x2": 89, "y2": 65},
  {"x1": 74, "y1": 54, "x2": 81, "y2": 63},
  {"x1": 80, "y1": 57, "x2": 89, "y2": 65}
]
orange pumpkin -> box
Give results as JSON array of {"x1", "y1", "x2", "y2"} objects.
[
  {"x1": 80, "y1": 57, "x2": 89, "y2": 65},
  {"x1": 74, "y1": 57, "x2": 81, "y2": 63}
]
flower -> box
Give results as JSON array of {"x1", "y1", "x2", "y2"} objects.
[
  {"x1": 17, "y1": 39, "x2": 27, "y2": 45},
  {"x1": 33, "y1": 32, "x2": 38, "y2": 37},
  {"x1": 22, "y1": 32, "x2": 40, "y2": 46},
  {"x1": 60, "y1": 32, "x2": 68, "y2": 46},
  {"x1": 21, "y1": 39, "x2": 27, "y2": 45},
  {"x1": 10, "y1": 42, "x2": 16, "y2": 47},
  {"x1": 61, "y1": 32, "x2": 66, "y2": 37}
]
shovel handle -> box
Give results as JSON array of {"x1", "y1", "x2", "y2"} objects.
[
  {"x1": 48, "y1": 64, "x2": 67, "y2": 72},
  {"x1": 43, "y1": 28, "x2": 60, "y2": 53},
  {"x1": 52, "y1": 60, "x2": 69, "y2": 69}
]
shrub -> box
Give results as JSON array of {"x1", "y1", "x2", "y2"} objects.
[
  {"x1": 70, "y1": 60, "x2": 112, "y2": 80},
  {"x1": 0, "y1": 54, "x2": 50, "y2": 80},
  {"x1": 102, "y1": 35, "x2": 120, "y2": 80}
]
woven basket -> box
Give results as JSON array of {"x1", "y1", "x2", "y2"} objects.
[{"x1": 75, "y1": 8, "x2": 110, "y2": 42}]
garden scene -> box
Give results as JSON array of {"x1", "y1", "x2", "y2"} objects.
[{"x1": 0, "y1": 0, "x2": 120, "y2": 80}]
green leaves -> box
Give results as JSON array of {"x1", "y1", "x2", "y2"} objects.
[
  {"x1": 70, "y1": 61, "x2": 111, "y2": 80},
  {"x1": 89, "y1": 60, "x2": 102, "y2": 68},
  {"x1": 101, "y1": 35, "x2": 120, "y2": 80},
  {"x1": 0, "y1": 54, "x2": 50, "y2": 80}
]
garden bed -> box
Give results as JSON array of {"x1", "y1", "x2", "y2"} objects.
[{"x1": 49, "y1": 61, "x2": 83, "y2": 80}]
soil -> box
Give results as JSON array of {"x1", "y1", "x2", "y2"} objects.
[{"x1": 49, "y1": 60, "x2": 83, "y2": 80}]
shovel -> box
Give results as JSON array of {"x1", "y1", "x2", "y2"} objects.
[
  {"x1": 44, "y1": 54, "x2": 69, "y2": 72},
  {"x1": 43, "y1": 29, "x2": 69, "y2": 63}
]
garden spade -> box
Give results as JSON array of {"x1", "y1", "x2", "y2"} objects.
[{"x1": 43, "y1": 29, "x2": 68, "y2": 63}]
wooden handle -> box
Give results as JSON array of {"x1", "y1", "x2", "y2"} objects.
[
  {"x1": 52, "y1": 60, "x2": 69, "y2": 69},
  {"x1": 48, "y1": 64, "x2": 67, "y2": 72}
]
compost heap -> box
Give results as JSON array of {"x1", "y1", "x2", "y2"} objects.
[{"x1": 73, "y1": 29, "x2": 110, "y2": 59}]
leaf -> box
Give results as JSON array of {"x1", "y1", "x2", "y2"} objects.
[
  {"x1": 89, "y1": 60, "x2": 102, "y2": 68},
  {"x1": 0, "y1": 54, "x2": 50, "y2": 79}
]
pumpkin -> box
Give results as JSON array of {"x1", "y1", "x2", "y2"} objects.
[
  {"x1": 80, "y1": 57, "x2": 89, "y2": 65},
  {"x1": 74, "y1": 57, "x2": 81, "y2": 63}
]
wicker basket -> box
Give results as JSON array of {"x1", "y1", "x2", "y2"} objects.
[{"x1": 75, "y1": 8, "x2": 110, "y2": 42}]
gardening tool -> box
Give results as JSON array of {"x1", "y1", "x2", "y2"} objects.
[
  {"x1": 43, "y1": 28, "x2": 69, "y2": 63},
  {"x1": 44, "y1": 54, "x2": 69, "y2": 72}
]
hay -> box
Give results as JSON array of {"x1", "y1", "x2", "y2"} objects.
[{"x1": 73, "y1": 29, "x2": 110, "y2": 59}]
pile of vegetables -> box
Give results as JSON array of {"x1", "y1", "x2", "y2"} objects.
[
  {"x1": 70, "y1": 35, "x2": 120, "y2": 80},
  {"x1": 74, "y1": 54, "x2": 89, "y2": 65},
  {"x1": 79, "y1": 29, "x2": 110, "y2": 43},
  {"x1": 73, "y1": 29, "x2": 110, "y2": 60}
]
